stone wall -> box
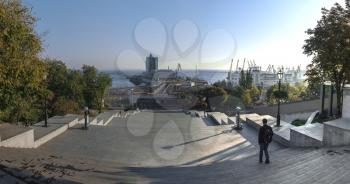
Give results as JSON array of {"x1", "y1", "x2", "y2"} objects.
[{"x1": 343, "y1": 87, "x2": 350, "y2": 119}]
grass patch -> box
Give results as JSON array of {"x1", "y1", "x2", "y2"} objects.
[{"x1": 291, "y1": 119, "x2": 307, "y2": 126}]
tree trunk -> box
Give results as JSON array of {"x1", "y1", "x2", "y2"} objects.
[
  {"x1": 335, "y1": 81, "x2": 343, "y2": 118},
  {"x1": 98, "y1": 95, "x2": 102, "y2": 113}
]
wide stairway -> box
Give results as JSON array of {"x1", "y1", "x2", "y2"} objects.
[{"x1": 121, "y1": 146, "x2": 350, "y2": 184}]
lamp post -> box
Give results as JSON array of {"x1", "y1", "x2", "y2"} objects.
[
  {"x1": 43, "y1": 74, "x2": 48, "y2": 127},
  {"x1": 276, "y1": 69, "x2": 284, "y2": 127},
  {"x1": 84, "y1": 106, "x2": 89, "y2": 130},
  {"x1": 234, "y1": 106, "x2": 243, "y2": 130},
  {"x1": 330, "y1": 83, "x2": 334, "y2": 117},
  {"x1": 130, "y1": 88, "x2": 134, "y2": 108}
]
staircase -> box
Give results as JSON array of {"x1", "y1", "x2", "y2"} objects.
[{"x1": 120, "y1": 146, "x2": 350, "y2": 184}]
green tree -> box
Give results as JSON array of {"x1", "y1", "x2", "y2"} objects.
[
  {"x1": 46, "y1": 59, "x2": 85, "y2": 115},
  {"x1": 82, "y1": 65, "x2": 112, "y2": 111},
  {"x1": 266, "y1": 84, "x2": 289, "y2": 105},
  {"x1": 96, "y1": 73, "x2": 112, "y2": 113},
  {"x1": 239, "y1": 70, "x2": 253, "y2": 89},
  {"x1": 0, "y1": 0, "x2": 46, "y2": 124},
  {"x1": 303, "y1": 1, "x2": 350, "y2": 117},
  {"x1": 242, "y1": 92, "x2": 252, "y2": 107},
  {"x1": 195, "y1": 86, "x2": 227, "y2": 111},
  {"x1": 229, "y1": 85, "x2": 245, "y2": 99},
  {"x1": 82, "y1": 65, "x2": 98, "y2": 108},
  {"x1": 250, "y1": 85, "x2": 261, "y2": 103}
]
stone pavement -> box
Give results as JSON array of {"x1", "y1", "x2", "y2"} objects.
[{"x1": 0, "y1": 111, "x2": 348, "y2": 183}]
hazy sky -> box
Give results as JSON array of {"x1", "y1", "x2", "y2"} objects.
[{"x1": 24, "y1": 0, "x2": 343, "y2": 71}]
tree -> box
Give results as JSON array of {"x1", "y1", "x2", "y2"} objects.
[
  {"x1": 266, "y1": 84, "x2": 289, "y2": 105},
  {"x1": 239, "y1": 70, "x2": 253, "y2": 89},
  {"x1": 82, "y1": 65, "x2": 98, "y2": 108},
  {"x1": 46, "y1": 59, "x2": 85, "y2": 115},
  {"x1": 96, "y1": 73, "x2": 112, "y2": 113},
  {"x1": 303, "y1": 1, "x2": 350, "y2": 117},
  {"x1": 242, "y1": 92, "x2": 252, "y2": 107},
  {"x1": 194, "y1": 86, "x2": 227, "y2": 111},
  {"x1": 0, "y1": 0, "x2": 46, "y2": 124},
  {"x1": 250, "y1": 85, "x2": 261, "y2": 103},
  {"x1": 229, "y1": 85, "x2": 245, "y2": 99},
  {"x1": 82, "y1": 65, "x2": 112, "y2": 111}
]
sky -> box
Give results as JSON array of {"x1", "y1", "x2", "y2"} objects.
[{"x1": 24, "y1": 0, "x2": 344, "y2": 71}]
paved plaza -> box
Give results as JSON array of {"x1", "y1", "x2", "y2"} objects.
[{"x1": 0, "y1": 111, "x2": 349, "y2": 183}]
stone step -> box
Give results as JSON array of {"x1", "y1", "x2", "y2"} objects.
[
  {"x1": 207, "y1": 112, "x2": 228, "y2": 125},
  {"x1": 238, "y1": 149, "x2": 320, "y2": 183},
  {"x1": 89, "y1": 111, "x2": 118, "y2": 126}
]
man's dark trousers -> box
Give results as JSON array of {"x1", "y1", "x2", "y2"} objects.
[{"x1": 259, "y1": 143, "x2": 269, "y2": 162}]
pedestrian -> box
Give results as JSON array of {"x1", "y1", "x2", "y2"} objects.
[{"x1": 258, "y1": 118, "x2": 273, "y2": 164}]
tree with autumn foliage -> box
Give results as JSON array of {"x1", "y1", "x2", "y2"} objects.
[{"x1": 303, "y1": 1, "x2": 350, "y2": 117}]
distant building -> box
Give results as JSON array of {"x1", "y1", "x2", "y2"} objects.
[
  {"x1": 146, "y1": 54, "x2": 158, "y2": 74},
  {"x1": 227, "y1": 60, "x2": 304, "y2": 88},
  {"x1": 153, "y1": 69, "x2": 176, "y2": 81}
]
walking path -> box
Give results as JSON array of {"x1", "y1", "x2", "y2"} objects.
[{"x1": 0, "y1": 111, "x2": 349, "y2": 183}]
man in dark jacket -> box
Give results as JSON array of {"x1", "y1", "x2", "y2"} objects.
[{"x1": 258, "y1": 118, "x2": 273, "y2": 164}]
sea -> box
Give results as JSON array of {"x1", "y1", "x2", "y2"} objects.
[{"x1": 104, "y1": 70, "x2": 229, "y2": 88}]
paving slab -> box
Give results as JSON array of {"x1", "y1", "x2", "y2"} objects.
[
  {"x1": 1, "y1": 112, "x2": 350, "y2": 183},
  {"x1": 0, "y1": 111, "x2": 284, "y2": 183}
]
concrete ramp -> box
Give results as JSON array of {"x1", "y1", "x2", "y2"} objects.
[
  {"x1": 0, "y1": 123, "x2": 34, "y2": 148},
  {"x1": 32, "y1": 116, "x2": 78, "y2": 148}
]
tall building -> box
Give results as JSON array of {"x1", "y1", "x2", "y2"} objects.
[{"x1": 146, "y1": 54, "x2": 158, "y2": 74}]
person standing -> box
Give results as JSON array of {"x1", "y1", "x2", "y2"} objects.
[{"x1": 258, "y1": 118, "x2": 273, "y2": 164}]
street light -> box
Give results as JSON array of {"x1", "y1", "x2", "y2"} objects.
[
  {"x1": 84, "y1": 106, "x2": 89, "y2": 130},
  {"x1": 276, "y1": 69, "x2": 284, "y2": 127},
  {"x1": 130, "y1": 88, "x2": 134, "y2": 108},
  {"x1": 234, "y1": 106, "x2": 243, "y2": 130},
  {"x1": 43, "y1": 74, "x2": 48, "y2": 127}
]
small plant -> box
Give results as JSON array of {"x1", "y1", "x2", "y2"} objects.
[{"x1": 291, "y1": 119, "x2": 307, "y2": 126}]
